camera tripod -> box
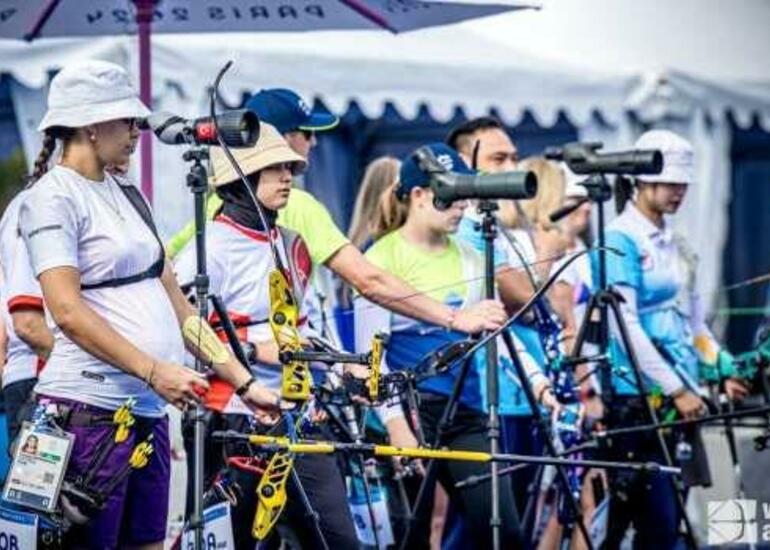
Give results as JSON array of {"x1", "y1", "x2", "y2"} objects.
[{"x1": 567, "y1": 174, "x2": 699, "y2": 549}]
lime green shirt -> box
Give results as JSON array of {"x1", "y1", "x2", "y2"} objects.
[
  {"x1": 365, "y1": 229, "x2": 469, "y2": 304},
  {"x1": 165, "y1": 188, "x2": 350, "y2": 265}
]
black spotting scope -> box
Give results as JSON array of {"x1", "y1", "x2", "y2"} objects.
[
  {"x1": 413, "y1": 146, "x2": 537, "y2": 211},
  {"x1": 544, "y1": 142, "x2": 663, "y2": 175},
  {"x1": 140, "y1": 109, "x2": 260, "y2": 148}
]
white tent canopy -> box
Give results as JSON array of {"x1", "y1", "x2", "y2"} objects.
[
  {"x1": 479, "y1": 0, "x2": 770, "y2": 83},
  {"x1": 1, "y1": 0, "x2": 768, "y2": 308}
]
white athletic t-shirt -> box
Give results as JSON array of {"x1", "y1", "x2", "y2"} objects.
[
  {"x1": 0, "y1": 191, "x2": 44, "y2": 387},
  {"x1": 19, "y1": 165, "x2": 184, "y2": 416},
  {"x1": 174, "y1": 214, "x2": 316, "y2": 413}
]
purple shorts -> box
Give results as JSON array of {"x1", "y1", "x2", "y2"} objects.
[{"x1": 43, "y1": 396, "x2": 170, "y2": 548}]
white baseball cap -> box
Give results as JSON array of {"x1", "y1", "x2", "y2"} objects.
[
  {"x1": 38, "y1": 60, "x2": 150, "y2": 131},
  {"x1": 634, "y1": 129, "x2": 694, "y2": 185}
]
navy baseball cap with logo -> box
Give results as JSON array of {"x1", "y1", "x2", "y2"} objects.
[
  {"x1": 396, "y1": 142, "x2": 475, "y2": 199},
  {"x1": 245, "y1": 88, "x2": 339, "y2": 135}
]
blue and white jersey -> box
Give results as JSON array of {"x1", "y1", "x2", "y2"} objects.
[{"x1": 597, "y1": 204, "x2": 706, "y2": 395}]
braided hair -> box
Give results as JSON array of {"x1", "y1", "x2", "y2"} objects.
[{"x1": 28, "y1": 127, "x2": 76, "y2": 184}]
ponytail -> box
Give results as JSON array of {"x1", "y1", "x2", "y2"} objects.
[
  {"x1": 372, "y1": 183, "x2": 409, "y2": 240},
  {"x1": 614, "y1": 176, "x2": 635, "y2": 214},
  {"x1": 28, "y1": 127, "x2": 76, "y2": 184}
]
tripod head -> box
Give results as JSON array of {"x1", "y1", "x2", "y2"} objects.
[
  {"x1": 545, "y1": 141, "x2": 662, "y2": 176},
  {"x1": 579, "y1": 174, "x2": 613, "y2": 203}
]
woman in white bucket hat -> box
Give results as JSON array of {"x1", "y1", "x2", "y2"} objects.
[
  {"x1": 597, "y1": 129, "x2": 751, "y2": 548},
  {"x1": 17, "y1": 59, "x2": 279, "y2": 548}
]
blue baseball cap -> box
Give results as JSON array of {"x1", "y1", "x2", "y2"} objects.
[
  {"x1": 245, "y1": 88, "x2": 339, "y2": 135},
  {"x1": 396, "y1": 143, "x2": 474, "y2": 199}
]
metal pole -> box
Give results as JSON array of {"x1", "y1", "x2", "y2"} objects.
[
  {"x1": 480, "y1": 202, "x2": 502, "y2": 550},
  {"x1": 187, "y1": 151, "x2": 209, "y2": 550},
  {"x1": 136, "y1": 0, "x2": 154, "y2": 202}
]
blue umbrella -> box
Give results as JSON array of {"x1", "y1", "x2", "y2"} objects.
[{"x1": 0, "y1": 0, "x2": 535, "y2": 200}]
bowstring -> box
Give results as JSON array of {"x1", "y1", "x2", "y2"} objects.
[
  {"x1": 335, "y1": 254, "x2": 770, "y2": 321},
  {"x1": 338, "y1": 248, "x2": 582, "y2": 319}
]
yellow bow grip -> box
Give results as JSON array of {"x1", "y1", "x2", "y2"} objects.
[
  {"x1": 253, "y1": 451, "x2": 294, "y2": 540},
  {"x1": 368, "y1": 334, "x2": 383, "y2": 401},
  {"x1": 269, "y1": 270, "x2": 311, "y2": 401}
]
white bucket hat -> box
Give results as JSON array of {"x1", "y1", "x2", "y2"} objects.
[
  {"x1": 634, "y1": 129, "x2": 695, "y2": 185},
  {"x1": 38, "y1": 60, "x2": 150, "y2": 131}
]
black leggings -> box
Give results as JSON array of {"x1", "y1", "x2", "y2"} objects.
[
  {"x1": 185, "y1": 412, "x2": 358, "y2": 550},
  {"x1": 416, "y1": 395, "x2": 524, "y2": 549}
]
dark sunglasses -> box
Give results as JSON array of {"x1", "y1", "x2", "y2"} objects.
[
  {"x1": 300, "y1": 129, "x2": 315, "y2": 140},
  {"x1": 120, "y1": 118, "x2": 139, "y2": 130}
]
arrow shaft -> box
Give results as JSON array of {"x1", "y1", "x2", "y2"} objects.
[{"x1": 595, "y1": 405, "x2": 770, "y2": 438}]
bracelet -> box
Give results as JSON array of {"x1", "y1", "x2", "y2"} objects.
[
  {"x1": 145, "y1": 360, "x2": 157, "y2": 389},
  {"x1": 235, "y1": 376, "x2": 257, "y2": 397}
]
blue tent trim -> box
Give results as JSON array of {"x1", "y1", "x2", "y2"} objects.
[
  {"x1": 304, "y1": 100, "x2": 579, "y2": 233},
  {"x1": 723, "y1": 114, "x2": 770, "y2": 352}
]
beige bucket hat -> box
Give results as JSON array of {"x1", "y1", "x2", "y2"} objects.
[{"x1": 209, "y1": 123, "x2": 306, "y2": 187}]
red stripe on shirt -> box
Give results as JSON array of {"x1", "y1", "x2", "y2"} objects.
[
  {"x1": 215, "y1": 214, "x2": 279, "y2": 243},
  {"x1": 36, "y1": 356, "x2": 46, "y2": 376}
]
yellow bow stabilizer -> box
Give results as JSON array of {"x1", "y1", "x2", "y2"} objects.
[
  {"x1": 214, "y1": 431, "x2": 679, "y2": 541},
  {"x1": 226, "y1": 434, "x2": 680, "y2": 472}
]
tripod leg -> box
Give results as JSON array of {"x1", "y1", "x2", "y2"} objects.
[
  {"x1": 501, "y1": 330, "x2": 595, "y2": 550},
  {"x1": 716, "y1": 390, "x2": 746, "y2": 499},
  {"x1": 355, "y1": 455, "x2": 383, "y2": 549},
  {"x1": 520, "y1": 463, "x2": 544, "y2": 542},
  {"x1": 319, "y1": 398, "x2": 382, "y2": 548},
  {"x1": 405, "y1": 383, "x2": 428, "y2": 447},
  {"x1": 606, "y1": 295, "x2": 698, "y2": 550}
]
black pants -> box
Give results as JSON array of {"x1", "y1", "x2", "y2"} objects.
[
  {"x1": 185, "y1": 412, "x2": 358, "y2": 550},
  {"x1": 416, "y1": 395, "x2": 524, "y2": 550},
  {"x1": 601, "y1": 397, "x2": 680, "y2": 550},
  {"x1": 3, "y1": 378, "x2": 37, "y2": 448}
]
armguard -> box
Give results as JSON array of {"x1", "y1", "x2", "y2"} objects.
[{"x1": 182, "y1": 316, "x2": 230, "y2": 365}]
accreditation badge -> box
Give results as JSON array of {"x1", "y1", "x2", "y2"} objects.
[
  {"x1": 0, "y1": 506, "x2": 38, "y2": 550},
  {"x1": 2, "y1": 422, "x2": 74, "y2": 513},
  {"x1": 181, "y1": 502, "x2": 235, "y2": 549}
]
